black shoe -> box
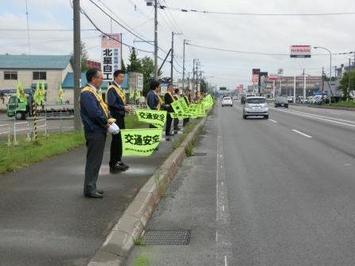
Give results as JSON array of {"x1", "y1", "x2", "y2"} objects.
[
  {"x1": 165, "y1": 137, "x2": 170, "y2": 141},
  {"x1": 110, "y1": 166, "x2": 122, "y2": 174},
  {"x1": 84, "y1": 192, "x2": 103, "y2": 198},
  {"x1": 96, "y1": 189, "x2": 104, "y2": 195},
  {"x1": 117, "y1": 162, "x2": 129, "y2": 171}
]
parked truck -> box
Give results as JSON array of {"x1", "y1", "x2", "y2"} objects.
[{"x1": 6, "y1": 93, "x2": 74, "y2": 120}]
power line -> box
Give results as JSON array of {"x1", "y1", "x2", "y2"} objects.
[
  {"x1": 159, "y1": 5, "x2": 355, "y2": 16},
  {"x1": 88, "y1": 0, "x2": 170, "y2": 57},
  {"x1": 80, "y1": 7, "x2": 154, "y2": 54},
  {"x1": 0, "y1": 28, "x2": 96, "y2": 32},
  {"x1": 88, "y1": 0, "x2": 154, "y2": 47},
  {"x1": 188, "y1": 43, "x2": 353, "y2": 57},
  {"x1": 161, "y1": 0, "x2": 183, "y2": 33}
]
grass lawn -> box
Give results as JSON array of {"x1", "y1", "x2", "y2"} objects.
[
  {"x1": 330, "y1": 100, "x2": 355, "y2": 108},
  {"x1": 0, "y1": 115, "x2": 147, "y2": 174},
  {"x1": 0, "y1": 131, "x2": 85, "y2": 174}
]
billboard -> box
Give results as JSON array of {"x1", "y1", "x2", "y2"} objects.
[
  {"x1": 128, "y1": 72, "x2": 144, "y2": 93},
  {"x1": 252, "y1": 68, "x2": 260, "y2": 84},
  {"x1": 268, "y1": 74, "x2": 279, "y2": 81},
  {"x1": 290, "y1": 45, "x2": 311, "y2": 58},
  {"x1": 101, "y1": 34, "x2": 122, "y2": 81}
]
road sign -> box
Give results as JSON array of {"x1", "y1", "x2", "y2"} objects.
[{"x1": 290, "y1": 45, "x2": 311, "y2": 58}]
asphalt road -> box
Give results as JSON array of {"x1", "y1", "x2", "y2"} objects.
[
  {"x1": 127, "y1": 102, "x2": 355, "y2": 265},
  {"x1": 0, "y1": 134, "x2": 174, "y2": 266}
]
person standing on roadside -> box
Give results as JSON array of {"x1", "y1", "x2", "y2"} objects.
[
  {"x1": 107, "y1": 70, "x2": 132, "y2": 173},
  {"x1": 173, "y1": 88, "x2": 181, "y2": 133},
  {"x1": 182, "y1": 91, "x2": 191, "y2": 127},
  {"x1": 80, "y1": 68, "x2": 118, "y2": 199},
  {"x1": 164, "y1": 84, "x2": 175, "y2": 140},
  {"x1": 146, "y1": 80, "x2": 161, "y2": 128}
]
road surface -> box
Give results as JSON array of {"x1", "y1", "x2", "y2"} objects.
[{"x1": 127, "y1": 103, "x2": 355, "y2": 265}]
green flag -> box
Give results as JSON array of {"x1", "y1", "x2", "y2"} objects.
[
  {"x1": 16, "y1": 81, "x2": 27, "y2": 103},
  {"x1": 121, "y1": 128, "x2": 163, "y2": 156},
  {"x1": 58, "y1": 83, "x2": 64, "y2": 104},
  {"x1": 136, "y1": 109, "x2": 167, "y2": 128},
  {"x1": 171, "y1": 99, "x2": 189, "y2": 119},
  {"x1": 33, "y1": 82, "x2": 46, "y2": 105}
]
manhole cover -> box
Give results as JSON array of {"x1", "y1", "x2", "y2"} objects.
[
  {"x1": 192, "y1": 152, "x2": 207, "y2": 157},
  {"x1": 142, "y1": 230, "x2": 191, "y2": 245}
]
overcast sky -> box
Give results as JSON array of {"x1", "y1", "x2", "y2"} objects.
[{"x1": 1, "y1": 0, "x2": 355, "y2": 89}]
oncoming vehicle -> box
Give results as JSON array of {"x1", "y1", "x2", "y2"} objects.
[
  {"x1": 275, "y1": 96, "x2": 288, "y2": 108},
  {"x1": 221, "y1": 96, "x2": 233, "y2": 107},
  {"x1": 243, "y1": 96, "x2": 269, "y2": 119}
]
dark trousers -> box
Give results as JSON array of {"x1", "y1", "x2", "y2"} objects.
[
  {"x1": 183, "y1": 118, "x2": 189, "y2": 127},
  {"x1": 110, "y1": 117, "x2": 125, "y2": 167},
  {"x1": 173, "y1": 118, "x2": 180, "y2": 131},
  {"x1": 84, "y1": 132, "x2": 106, "y2": 194},
  {"x1": 165, "y1": 113, "x2": 173, "y2": 135}
]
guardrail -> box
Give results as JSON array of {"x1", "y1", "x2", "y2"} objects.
[{"x1": 0, "y1": 111, "x2": 74, "y2": 146}]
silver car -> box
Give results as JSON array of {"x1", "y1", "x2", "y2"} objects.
[{"x1": 243, "y1": 96, "x2": 269, "y2": 119}]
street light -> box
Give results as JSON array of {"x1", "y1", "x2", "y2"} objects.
[{"x1": 314, "y1": 46, "x2": 333, "y2": 96}]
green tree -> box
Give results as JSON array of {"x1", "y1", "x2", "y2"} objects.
[
  {"x1": 80, "y1": 42, "x2": 89, "y2": 72},
  {"x1": 140, "y1": 56, "x2": 155, "y2": 96},
  {"x1": 339, "y1": 70, "x2": 355, "y2": 100},
  {"x1": 200, "y1": 79, "x2": 208, "y2": 93},
  {"x1": 127, "y1": 48, "x2": 142, "y2": 72},
  {"x1": 70, "y1": 41, "x2": 89, "y2": 72},
  {"x1": 121, "y1": 58, "x2": 126, "y2": 72}
]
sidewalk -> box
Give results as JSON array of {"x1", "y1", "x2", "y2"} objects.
[
  {"x1": 126, "y1": 114, "x2": 218, "y2": 266},
  {"x1": 0, "y1": 134, "x2": 175, "y2": 266}
]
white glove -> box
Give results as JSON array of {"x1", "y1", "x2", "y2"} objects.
[{"x1": 108, "y1": 122, "x2": 120, "y2": 135}]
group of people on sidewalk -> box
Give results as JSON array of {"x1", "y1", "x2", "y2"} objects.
[{"x1": 79, "y1": 68, "x2": 193, "y2": 199}]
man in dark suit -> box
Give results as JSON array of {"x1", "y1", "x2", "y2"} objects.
[
  {"x1": 164, "y1": 84, "x2": 175, "y2": 140},
  {"x1": 80, "y1": 69, "x2": 110, "y2": 199},
  {"x1": 173, "y1": 88, "x2": 181, "y2": 133},
  {"x1": 146, "y1": 80, "x2": 161, "y2": 128},
  {"x1": 107, "y1": 70, "x2": 132, "y2": 173}
]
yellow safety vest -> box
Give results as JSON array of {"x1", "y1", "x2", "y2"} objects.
[
  {"x1": 81, "y1": 85, "x2": 109, "y2": 119},
  {"x1": 158, "y1": 95, "x2": 164, "y2": 111},
  {"x1": 108, "y1": 83, "x2": 126, "y2": 104}
]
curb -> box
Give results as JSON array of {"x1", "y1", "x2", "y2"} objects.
[{"x1": 87, "y1": 116, "x2": 208, "y2": 266}]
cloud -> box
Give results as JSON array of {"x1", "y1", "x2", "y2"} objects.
[{"x1": 1, "y1": 0, "x2": 355, "y2": 87}]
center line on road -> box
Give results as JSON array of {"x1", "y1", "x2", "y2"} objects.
[
  {"x1": 292, "y1": 129, "x2": 312, "y2": 138},
  {"x1": 269, "y1": 119, "x2": 278, "y2": 123},
  {"x1": 224, "y1": 256, "x2": 228, "y2": 266}
]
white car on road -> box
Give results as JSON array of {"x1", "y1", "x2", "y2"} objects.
[
  {"x1": 221, "y1": 96, "x2": 233, "y2": 107},
  {"x1": 243, "y1": 96, "x2": 269, "y2": 119}
]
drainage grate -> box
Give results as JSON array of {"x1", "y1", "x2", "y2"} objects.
[
  {"x1": 142, "y1": 230, "x2": 191, "y2": 245},
  {"x1": 192, "y1": 152, "x2": 207, "y2": 157}
]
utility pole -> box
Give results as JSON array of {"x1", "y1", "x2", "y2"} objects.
[
  {"x1": 170, "y1": 32, "x2": 175, "y2": 84},
  {"x1": 293, "y1": 75, "x2": 296, "y2": 104},
  {"x1": 348, "y1": 58, "x2": 352, "y2": 101},
  {"x1": 182, "y1": 39, "x2": 188, "y2": 91},
  {"x1": 192, "y1": 59, "x2": 196, "y2": 92},
  {"x1": 321, "y1": 67, "x2": 325, "y2": 92},
  {"x1": 154, "y1": 0, "x2": 158, "y2": 79},
  {"x1": 73, "y1": 0, "x2": 81, "y2": 131},
  {"x1": 303, "y1": 69, "x2": 306, "y2": 101}
]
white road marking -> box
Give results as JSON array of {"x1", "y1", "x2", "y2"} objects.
[
  {"x1": 292, "y1": 129, "x2": 312, "y2": 138},
  {"x1": 216, "y1": 106, "x2": 233, "y2": 265},
  {"x1": 272, "y1": 108, "x2": 355, "y2": 128},
  {"x1": 224, "y1": 256, "x2": 228, "y2": 266},
  {"x1": 269, "y1": 119, "x2": 278, "y2": 123}
]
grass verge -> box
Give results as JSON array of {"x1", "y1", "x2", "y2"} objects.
[
  {"x1": 0, "y1": 131, "x2": 85, "y2": 174},
  {"x1": 0, "y1": 115, "x2": 147, "y2": 175},
  {"x1": 330, "y1": 101, "x2": 355, "y2": 108}
]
